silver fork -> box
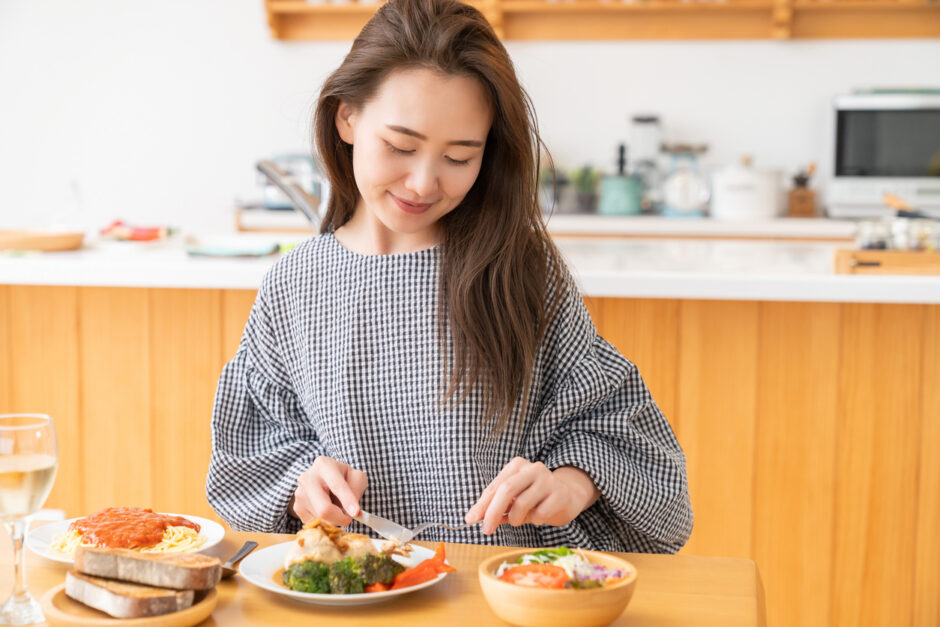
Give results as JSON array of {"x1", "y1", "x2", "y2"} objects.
[
  {"x1": 402, "y1": 512, "x2": 511, "y2": 544},
  {"x1": 400, "y1": 519, "x2": 484, "y2": 544}
]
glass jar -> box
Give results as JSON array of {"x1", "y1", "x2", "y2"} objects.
[
  {"x1": 855, "y1": 219, "x2": 890, "y2": 250},
  {"x1": 890, "y1": 218, "x2": 915, "y2": 250},
  {"x1": 910, "y1": 219, "x2": 937, "y2": 252}
]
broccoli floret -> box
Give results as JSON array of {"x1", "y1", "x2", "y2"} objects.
[
  {"x1": 328, "y1": 557, "x2": 365, "y2": 594},
  {"x1": 356, "y1": 553, "x2": 405, "y2": 586},
  {"x1": 282, "y1": 561, "x2": 330, "y2": 594}
]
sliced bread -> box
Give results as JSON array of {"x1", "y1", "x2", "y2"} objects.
[
  {"x1": 65, "y1": 570, "x2": 195, "y2": 619},
  {"x1": 74, "y1": 547, "x2": 222, "y2": 590}
]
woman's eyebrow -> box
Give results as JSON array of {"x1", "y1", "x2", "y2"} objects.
[{"x1": 385, "y1": 124, "x2": 483, "y2": 147}]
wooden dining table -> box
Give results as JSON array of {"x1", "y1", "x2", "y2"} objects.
[{"x1": 7, "y1": 529, "x2": 766, "y2": 626}]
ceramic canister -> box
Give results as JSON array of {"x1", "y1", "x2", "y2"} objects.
[
  {"x1": 710, "y1": 158, "x2": 781, "y2": 221},
  {"x1": 597, "y1": 175, "x2": 642, "y2": 216}
]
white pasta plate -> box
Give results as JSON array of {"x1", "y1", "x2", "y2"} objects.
[
  {"x1": 239, "y1": 539, "x2": 450, "y2": 606},
  {"x1": 26, "y1": 513, "x2": 225, "y2": 565}
]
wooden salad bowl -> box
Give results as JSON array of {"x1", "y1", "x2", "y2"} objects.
[{"x1": 478, "y1": 548, "x2": 638, "y2": 627}]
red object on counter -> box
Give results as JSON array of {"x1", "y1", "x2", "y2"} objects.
[{"x1": 100, "y1": 220, "x2": 171, "y2": 241}]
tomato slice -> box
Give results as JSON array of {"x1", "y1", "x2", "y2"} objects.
[{"x1": 498, "y1": 564, "x2": 570, "y2": 589}]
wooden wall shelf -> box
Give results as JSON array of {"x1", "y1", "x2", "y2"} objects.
[{"x1": 264, "y1": 0, "x2": 940, "y2": 41}]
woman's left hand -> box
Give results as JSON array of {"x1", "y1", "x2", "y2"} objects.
[{"x1": 465, "y1": 457, "x2": 600, "y2": 535}]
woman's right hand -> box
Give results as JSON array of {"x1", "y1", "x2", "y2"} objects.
[{"x1": 291, "y1": 456, "x2": 368, "y2": 526}]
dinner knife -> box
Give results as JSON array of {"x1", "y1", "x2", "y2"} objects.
[{"x1": 352, "y1": 510, "x2": 412, "y2": 544}]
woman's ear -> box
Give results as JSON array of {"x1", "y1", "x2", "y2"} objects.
[{"x1": 335, "y1": 101, "x2": 357, "y2": 145}]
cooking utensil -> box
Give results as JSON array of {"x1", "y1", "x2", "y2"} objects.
[
  {"x1": 221, "y1": 541, "x2": 258, "y2": 579},
  {"x1": 597, "y1": 144, "x2": 642, "y2": 216},
  {"x1": 256, "y1": 160, "x2": 322, "y2": 226},
  {"x1": 883, "y1": 193, "x2": 940, "y2": 221}
]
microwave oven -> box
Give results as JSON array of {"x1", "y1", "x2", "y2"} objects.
[{"x1": 827, "y1": 92, "x2": 940, "y2": 218}]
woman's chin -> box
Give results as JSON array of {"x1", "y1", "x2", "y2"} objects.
[{"x1": 376, "y1": 209, "x2": 434, "y2": 236}]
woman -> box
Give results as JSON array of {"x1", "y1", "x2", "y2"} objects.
[{"x1": 207, "y1": 0, "x2": 692, "y2": 553}]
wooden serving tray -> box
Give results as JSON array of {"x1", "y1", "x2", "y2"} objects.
[
  {"x1": 0, "y1": 230, "x2": 84, "y2": 251},
  {"x1": 40, "y1": 584, "x2": 217, "y2": 627},
  {"x1": 834, "y1": 249, "x2": 940, "y2": 275}
]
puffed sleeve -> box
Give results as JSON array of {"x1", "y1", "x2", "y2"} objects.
[
  {"x1": 206, "y1": 281, "x2": 324, "y2": 534},
  {"x1": 524, "y1": 276, "x2": 693, "y2": 553}
]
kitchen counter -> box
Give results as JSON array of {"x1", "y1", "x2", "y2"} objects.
[
  {"x1": 243, "y1": 210, "x2": 859, "y2": 240},
  {"x1": 547, "y1": 214, "x2": 857, "y2": 240},
  {"x1": 1, "y1": 235, "x2": 936, "y2": 303},
  {"x1": 3, "y1": 237, "x2": 936, "y2": 627},
  {"x1": 560, "y1": 238, "x2": 938, "y2": 304}
]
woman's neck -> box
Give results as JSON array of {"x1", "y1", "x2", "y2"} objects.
[{"x1": 333, "y1": 204, "x2": 441, "y2": 256}]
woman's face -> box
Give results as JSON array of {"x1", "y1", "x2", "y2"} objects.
[{"x1": 335, "y1": 68, "x2": 493, "y2": 246}]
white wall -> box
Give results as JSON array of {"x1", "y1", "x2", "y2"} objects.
[{"x1": 1, "y1": 0, "x2": 937, "y2": 231}]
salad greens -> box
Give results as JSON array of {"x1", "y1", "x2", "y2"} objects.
[{"x1": 516, "y1": 547, "x2": 574, "y2": 564}]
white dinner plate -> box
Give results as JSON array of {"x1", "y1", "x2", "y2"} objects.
[
  {"x1": 26, "y1": 513, "x2": 225, "y2": 565},
  {"x1": 239, "y1": 539, "x2": 450, "y2": 606}
]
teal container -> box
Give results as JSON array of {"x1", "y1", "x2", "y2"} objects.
[{"x1": 597, "y1": 175, "x2": 642, "y2": 216}]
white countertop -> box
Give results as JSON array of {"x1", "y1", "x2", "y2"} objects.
[
  {"x1": 1, "y1": 234, "x2": 937, "y2": 304},
  {"x1": 547, "y1": 215, "x2": 857, "y2": 239},
  {"x1": 242, "y1": 210, "x2": 860, "y2": 240},
  {"x1": 557, "y1": 238, "x2": 938, "y2": 304}
]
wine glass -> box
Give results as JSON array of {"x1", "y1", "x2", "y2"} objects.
[{"x1": 0, "y1": 414, "x2": 58, "y2": 625}]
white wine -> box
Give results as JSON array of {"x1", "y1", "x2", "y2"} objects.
[{"x1": 0, "y1": 454, "x2": 58, "y2": 520}]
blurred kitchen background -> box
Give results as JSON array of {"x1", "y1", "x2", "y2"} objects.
[{"x1": 2, "y1": 0, "x2": 939, "y2": 232}]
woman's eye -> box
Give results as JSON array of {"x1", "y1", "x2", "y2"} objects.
[
  {"x1": 446, "y1": 156, "x2": 471, "y2": 166},
  {"x1": 385, "y1": 142, "x2": 414, "y2": 155}
]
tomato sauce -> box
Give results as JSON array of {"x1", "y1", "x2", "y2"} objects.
[{"x1": 70, "y1": 507, "x2": 200, "y2": 549}]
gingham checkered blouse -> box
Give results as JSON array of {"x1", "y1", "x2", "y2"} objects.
[{"x1": 207, "y1": 233, "x2": 692, "y2": 553}]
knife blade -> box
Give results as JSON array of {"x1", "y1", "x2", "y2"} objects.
[{"x1": 352, "y1": 510, "x2": 412, "y2": 544}]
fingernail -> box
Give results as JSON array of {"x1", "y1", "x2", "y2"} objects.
[
  {"x1": 346, "y1": 504, "x2": 359, "y2": 516},
  {"x1": 482, "y1": 524, "x2": 492, "y2": 535}
]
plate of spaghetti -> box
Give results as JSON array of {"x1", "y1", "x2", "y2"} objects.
[{"x1": 27, "y1": 506, "x2": 225, "y2": 565}]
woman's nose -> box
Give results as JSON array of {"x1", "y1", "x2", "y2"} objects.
[{"x1": 404, "y1": 161, "x2": 439, "y2": 199}]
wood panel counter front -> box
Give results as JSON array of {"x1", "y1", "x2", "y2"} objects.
[
  {"x1": 2, "y1": 283, "x2": 938, "y2": 626},
  {"x1": 6, "y1": 531, "x2": 766, "y2": 626}
]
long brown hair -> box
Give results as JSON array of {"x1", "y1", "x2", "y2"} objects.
[{"x1": 314, "y1": 0, "x2": 564, "y2": 432}]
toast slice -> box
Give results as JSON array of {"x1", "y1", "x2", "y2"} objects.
[
  {"x1": 74, "y1": 547, "x2": 222, "y2": 590},
  {"x1": 65, "y1": 570, "x2": 195, "y2": 619}
]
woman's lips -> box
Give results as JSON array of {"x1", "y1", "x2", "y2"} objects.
[{"x1": 390, "y1": 192, "x2": 433, "y2": 215}]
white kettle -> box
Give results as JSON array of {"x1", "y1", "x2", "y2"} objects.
[{"x1": 710, "y1": 156, "x2": 782, "y2": 221}]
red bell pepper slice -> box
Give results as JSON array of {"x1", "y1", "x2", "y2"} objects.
[{"x1": 389, "y1": 542, "x2": 456, "y2": 590}]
